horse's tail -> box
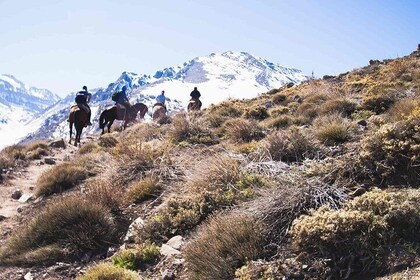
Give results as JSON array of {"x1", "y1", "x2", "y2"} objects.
[{"x1": 99, "y1": 110, "x2": 107, "y2": 129}]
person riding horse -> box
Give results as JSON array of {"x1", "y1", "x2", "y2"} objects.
[
  {"x1": 114, "y1": 85, "x2": 133, "y2": 119},
  {"x1": 75, "y1": 85, "x2": 92, "y2": 126},
  {"x1": 154, "y1": 90, "x2": 167, "y2": 112},
  {"x1": 190, "y1": 87, "x2": 202, "y2": 108}
]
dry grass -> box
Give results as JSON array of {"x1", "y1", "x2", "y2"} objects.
[
  {"x1": 264, "y1": 115, "x2": 292, "y2": 129},
  {"x1": 266, "y1": 127, "x2": 322, "y2": 162},
  {"x1": 185, "y1": 214, "x2": 265, "y2": 280},
  {"x1": 319, "y1": 98, "x2": 357, "y2": 116},
  {"x1": 78, "y1": 263, "x2": 138, "y2": 280},
  {"x1": 223, "y1": 118, "x2": 265, "y2": 143},
  {"x1": 126, "y1": 176, "x2": 160, "y2": 203},
  {"x1": 78, "y1": 142, "x2": 100, "y2": 155},
  {"x1": 85, "y1": 180, "x2": 124, "y2": 212},
  {"x1": 0, "y1": 196, "x2": 117, "y2": 265},
  {"x1": 272, "y1": 93, "x2": 287, "y2": 105},
  {"x1": 313, "y1": 113, "x2": 356, "y2": 146},
  {"x1": 168, "y1": 113, "x2": 218, "y2": 145},
  {"x1": 243, "y1": 105, "x2": 269, "y2": 120},
  {"x1": 362, "y1": 93, "x2": 396, "y2": 114},
  {"x1": 98, "y1": 134, "x2": 119, "y2": 148},
  {"x1": 386, "y1": 97, "x2": 420, "y2": 122}
]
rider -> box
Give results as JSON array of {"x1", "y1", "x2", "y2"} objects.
[
  {"x1": 75, "y1": 85, "x2": 92, "y2": 126},
  {"x1": 155, "y1": 90, "x2": 167, "y2": 112},
  {"x1": 190, "y1": 87, "x2": 202, "y2": 108},
  {"x1": 115, "y1": 85, "x2": 132, "y2": 118}
]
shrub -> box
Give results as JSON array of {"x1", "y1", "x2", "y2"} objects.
[
  {"x1": 386, "y1": 97, "x2": 420, "y2": 122},
  {"x1": 267, "y1": 88, "x2": 280, "y2": 95},
  {"x1": 85, "y1": 180, "x2": 124, "y2": 213},
  {"x1": 290, "y1": 189, "x2": 420, "y2": 278},
  {"x1": 126, "y1": 176, "x2": 160, "y2": 203},
  {"x1": 313, "y1": 113, "x2": 355, "y2": 146},
  {"x1": 98, "y1": 135, "x2": 119, "y2": 148},
  {"x1": 205, "y1": 102, "x2": 243, "y2": 127},
  {"x1": 244, "y1": 105, "x2": 269, "y2": 120},
  {"x1": 320, "y1": 98, "x2": 357, "y2": 116},
  {"x1": 0, "y1": 144, "x2": 25, "y2": 170},
  {"x1": 112, "y1": 243, "x2": 160, "y2": 270},
  {"x1": 265, "y1": 115, "x2": 292, "y2": 129},
  {"x1": 296, "y1": 102, "x2": 319, "y2": 123},
  {"x1": 78, "y1": 263, "x2": 138, "y2": 280},
  {"x1": 78, "y1": 142, "x2": 100, "y2": 155},
  {"x1": 362, "y1": 94, "x2": 395, "y2": 114},
  {"x1": 272, "y1": 93, "x2": 287, "y2": 104},
  {"x1": 35, "y1": 162, "x2": 88, "y2": 196},
  {"x1": 223, "y1": 118, "x2": 265, "y2": 143},
  {"x1": 24, "y1": 141, "x2": 50, "y2": 160},
  {"x1": 0, "y1": 196, "x2": 117, "y2": 265},
  {"x1": 359, "y1": 107, "x2": 420, "y2": 186},
  {"x1": 184, "y1": 214, "x2": 265, "y2": 280},
  {"x1": 168, "y1": 113, "x2": 218, "y2": 145},
  {"x1": 269, "y1": 106, "x2": 289, "y2": 117},
  {"x1": 266, "y1": 127, "x2": 321, "y2": 162}
]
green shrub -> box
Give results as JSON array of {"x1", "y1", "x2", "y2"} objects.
[
  {"x1": 0, "y1": 196, "x2": 117, "y2": 265},
  {"x1": 185, "y1": 214, "x2": 265, "y2": 280},
  {"x1": 290, "y1": 189, "x2": 420, "y2": 277},
  {"x1": 78, "y1": 263, "x2": 138, "y2": 280},
  {"x1": 359, "y1": 107, "x2": 420, "y2": 186},
  {"x1": 126, "y1": 176, "x2": 160, "y2": 203},
  {"x1": 112, "y1": 243, "x2": 160, "y2": 270}
]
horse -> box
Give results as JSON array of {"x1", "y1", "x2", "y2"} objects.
[
  {"x1": 68, "y1": 105, "x2": 89, "y2": 146},
  {"x1": 99, "y1": 103, "x2": 148, "y2": 134},
  {"x1": 187, "y1": 98, "x2": 202, "y2": 111},
  {"x1": 152, "y1": 103, "x2": 167, "y2": 123}
]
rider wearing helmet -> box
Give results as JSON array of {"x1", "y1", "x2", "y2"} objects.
[{"x1": 114, "y1": 85, "x2": 132, "y2": 118}]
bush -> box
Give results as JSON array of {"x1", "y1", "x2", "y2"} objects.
[
  {"x1": 244, "y1": 105, "x2": 269, "y2": 120},
  {"x1": 78, "y1": 142, "x2": 100, "y2": 155},
  {"x1": 386, "y1": 97, "x2": 420, "y2": 122},
  {"x1": 320, "y1": 98, "x2": 357, "y2": 116},
  {"x1": 78, "y1": 263, "x2": 138, "y2": 280},
  {"x1": 85, "y1": 180, "x2": 124, "y2": 213},
  {"x1": 272, "y1": 93, "x2": 287, "y2": 104},
  {"x1": 359, "y1": 107, "x2": 420, "y2": 186},
  {"x1": 362, "y1": 94, "x2": 395, "y2": 114},
  {"x1": 269, "y1": 106, "x2": 289, "y2": 117},
  {"x1": 296, "y1": 102, "x2": 319, "y2": 123},
  {"x1": 35, "y1": 162, "x2": 88, "y2": 196},
  {"x1": 223, "y1": 118, "x2": 265, "y2": 143},
  {"x1": 290, "y1": 189, "x2": 420, "y2": 278},
  {"x1": 24, "y1": 141, "x2": 50, "y2": 160},
  {"x1": 265, "y1": 115, "x2": 292, "y2": 129},
  {"x1": 0, "y1": 196, "x2": 117, "y2": 265},
  {"x1": 112, "y1": 243, "x2": 160, "y2": 270},
  {"x1": 266, "y1": 127, "x2": 321, "y2": 162},
  {"x1": 126, "y1": 176, "x2": 160, "y2": 203},
  {"x1": 184, "y1": 214, "x2": 265, "y2": 280},
  {"x1": 205, "y1": 102, "x2": 243, "y2": 127},
  {"x1": 98, "y1": 135, "x2": 119, "y2": 148},
  {"x1": 313, "y1": 113, "x2": 355, "y2": 146},
  {"x1": 168, "y1": 113, "x2": 218, "y2": 145}
]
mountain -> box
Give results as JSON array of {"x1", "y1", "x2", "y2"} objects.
[
  {"x1": 0, "y1": 75, "x2": 61, "y2": 148},
  {"x1": 3, "y1": 51, "x2": 307, "y2": 147}
]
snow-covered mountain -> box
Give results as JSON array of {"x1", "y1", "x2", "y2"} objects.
[
  {"x1": 2, "y1": 51, "x2": 307, "y2": 148},
  {"x1": 0, "y1": 75, "x2": 61, "y2": 148}
]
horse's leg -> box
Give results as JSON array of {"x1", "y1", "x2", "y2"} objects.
[
  {"x1": 108, "y1": 119, "x2": 114, "y2": 133},
  {"x1": 69, "y1": 121, "x2": 73, "y2": 144}
]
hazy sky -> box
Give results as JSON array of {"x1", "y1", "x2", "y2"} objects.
[{"x1": 1, "y1": 0, "x2": 419, "y2": 96}]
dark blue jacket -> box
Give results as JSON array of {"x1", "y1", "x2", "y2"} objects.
[{"x1": 190, "y1": 89, "x2": 201, "y2": 99}]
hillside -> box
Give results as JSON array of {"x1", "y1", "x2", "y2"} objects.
[{"x1": 0, "y1": 47, "x2": 419, "y2": 280}]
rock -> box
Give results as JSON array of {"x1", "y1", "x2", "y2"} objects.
[
  {"x1": 24, "y1": 272, "x2": 33, "y2": 280},
  {"x1": 0, "y1": 215, "x2": 7, "y2": 222},
  {"x1": 161, "y1": 269, "x2": 175, "y2": 280},
  {"x1": 160, "y1": 244, "x2": 181, "y2": 257},
  {"x1": 124, "y1": 217, "x2": 145, "y2": 242},
  {"x1": 357, "y1": 120, "x2": 367, "y2": 127},
  {"x1": 350, "y1": 187, "x2": 366, "y2": 197},
  {"x1": 106, "y1": 247, "x2": 117, "y2": 258},
  {"x1": 81, "y1": 251, "x2": 93, "y2": 263},
  {"x1": 17, "y1": 207, "x2": 23, "y2": 213},
  {"x1": 11, "y1": 189, "x2": 22, "y2": 199},
  {"x1": 49, "y1": 139, "x2": 66, "y2": 149},
  {"x1": 172, "y1": 258, "x2": 185, "y2": 265},
  {"x1": 44, "y1": 158, "x2": 56, "y2": 165},
  {"x1": 166, "y1": 235, "x2": 183, "y2": 250},
  {"x1": 18, "y1": 194, "x2": 33, "y2": 203}
]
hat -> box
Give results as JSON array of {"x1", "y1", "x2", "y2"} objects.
[{"x1": 83, "y1": 86, "x2": 87, "y2": 91}]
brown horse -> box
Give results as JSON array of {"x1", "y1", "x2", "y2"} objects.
[
  {"x1": 152, "y1": 103, "x2": 167, "y2": 123},
  {"x1": 99, "y1": 103, "x2": 148, "y2": 134},
  {"x1": 68, "y1": 105, "x2": 89, "y2": 146},
  {"x1": 187, "y1": 98, "x2": 202, "y2": 111}
]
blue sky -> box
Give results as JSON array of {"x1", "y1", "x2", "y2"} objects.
[{"x1": 0, "y1": 0, "x2": 418, "y2": 96}]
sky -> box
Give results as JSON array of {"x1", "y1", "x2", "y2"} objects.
[{"x1": 0, "y1": 0, "x2": 419, "y2": 97}]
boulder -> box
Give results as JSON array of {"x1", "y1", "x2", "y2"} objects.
[
  {"x1": 160, "y1": 244, "x2": 181, "y2": 257},
  {"x1": 49, "y1": 139, "x2": 66, "y2": 149},
  {"x1": 11, "y1": 189, "x2": 22, "y2": 199},
  {"x1": 166, "y1": 235, "x2": 183, "y2": 250},
  {"x1": 124, "y1": 217, "x2": 145, "y2": 243},
  {"x1": 161, "y1": 269, "x2": 175, "y2": 280},
  {"x1": 18, "y1": 194, "x2": 33, "y2": 203},
  {"x1": 44, "y1": 158, "x2": 56, "y2": 165}
]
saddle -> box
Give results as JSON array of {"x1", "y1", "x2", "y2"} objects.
[
  {"x1": 72, "y1": 104, "x2": 90, "y2": 114},
  {"x1": 153, "y1": 102, "x2": 167, "y2": 112},
  {"x1": 116, "y1": 104, "x2": 135, "y2": 120}
]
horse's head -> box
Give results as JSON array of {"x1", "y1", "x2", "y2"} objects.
[{"x1": 133, "y1": 103, "x2": 148, "y2": 118}]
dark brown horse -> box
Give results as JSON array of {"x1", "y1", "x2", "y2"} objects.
[
  {"x1": 152, "y1": 103, "x2": 167, "y2": 123},
  {"x1": 69, "y1": 105, "x2": 89, "y2": 146},
  {"x1": 99, "y1": 103, "x2": 148, "y2": 134},
  {"x1": 187, "y1": 98, "x2": 202, "y2": 111}
]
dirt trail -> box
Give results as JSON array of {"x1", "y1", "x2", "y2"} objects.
[{"x1": 0, "y1": 141, "x2": 78, "y2": 231}]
